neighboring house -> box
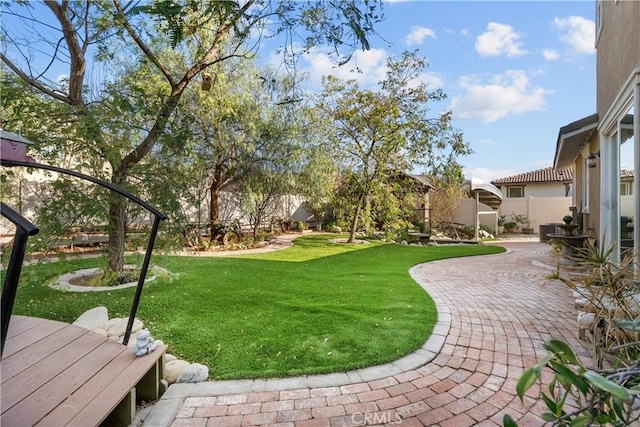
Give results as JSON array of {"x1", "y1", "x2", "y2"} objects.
[
  {"x1": 455, "y1": 169, "x2": 573, "y2": 232},
  {"x1": 491, "y1": 167, "x2": 574, "y2": 198},
  {"x1": 553, "y1": 0, "x2": 639, "y2": 261}
]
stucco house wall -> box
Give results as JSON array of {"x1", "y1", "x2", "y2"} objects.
[
  {"x1": 498, "y1": 182, "x2": 569, "y2": 198},
  {"x1": 596, "y1": 0, "x2": 639, "y2": 258},
  {"x1": 491, "y1": 167, "x2": 573, "y2": 198},
  {"x1": 596, "y1": 0, "x2": 640, "y2": 117},
  {"x1": 555, "y1": 1, "x2": 639, "y2": 257}
]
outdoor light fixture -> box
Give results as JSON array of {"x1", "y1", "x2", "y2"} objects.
[
  {"x1": 202, "y1": 73, "x2": 212, "y2": 91},
  {"x1": 587, "y1": 151, "x2": 599, "y2": 168}
]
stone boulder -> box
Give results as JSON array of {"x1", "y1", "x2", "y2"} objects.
[
  {"x1": 73, "y1": 306, "x2": 108, "y2": 331},
  {"x1": 177, "y1": 363, "x2": 209, "y2": 383},
  {"x1": 165, "y1": 360, "x2": 191, "y2": 384},
  {"x1": 72, "y1": 306, "x2": 211, "y2": 387},
  {"x1": 107, "y1": 317, "x2": 143, "y2": 337},
  {"x1": 106, "y1": 317, "x2": 122, "y2": 330}
]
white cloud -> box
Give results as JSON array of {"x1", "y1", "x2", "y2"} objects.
[
  {"x1": 298, "y1": 47, "x2": 388, "y2": 88},
  {"x1": 542, "y1": 49, "x2": 560, "y2": 61},
  {"x1": 267, "y1": 44, "x2": 446, "y2": 94},
  {"x1": 451, "y1": 70, "x2": 552, "y2": 123},
  {"x1": 475, "y1": 22, "x2": 526, "y2": 57},
  {"x1": 479, "y1": 139, "x2": 494, "y2": 145},
  {"x1": 464, "y1": 167, "x2": 518, "y2": 183},
  {"x1": 552, "y1": 16, "x2": 595, "y2": 55},
  {"x1": 532, "y1": 159, "x2": 553, "y2": 169},
  {"x1": 405, "y1": 26, "x2": 435, "y2": 46},
  {"x1": 422, "y1": 72, "x2": 445, "y2": 90}
]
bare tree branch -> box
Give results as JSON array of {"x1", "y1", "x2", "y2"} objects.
[
  {"x1": 0, "y1": 53, "x2": 70, "y2": 104},
  {"x1": 45, "y1": 0, "x2": 86, "y2": 106}
]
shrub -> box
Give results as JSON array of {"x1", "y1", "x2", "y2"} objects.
[
  {"x1": 504, "y1": 337, "x2": 640, "y2": 427},
  {"x1": 549, "y1": 241, "x2": 640, "y2": 364},
  {"x1": 505, "y1": 241, "x2": 640, "y2": 426}
]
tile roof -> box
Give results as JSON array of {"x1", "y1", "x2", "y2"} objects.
[{"x1": 491, "y1": 167, "x2": 573, "y2": 185}]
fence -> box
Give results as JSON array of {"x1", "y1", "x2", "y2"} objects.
[{"x1": 455, "y1": 196, "x2": 573, "y2": 233}]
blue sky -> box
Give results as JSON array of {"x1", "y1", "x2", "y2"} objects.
[
  {"x1": 3, "y1": 1, "x2": 596, "y2": 183},
  {"x1": 268, "y1": 1, "x2": 597, "y2": 182}
]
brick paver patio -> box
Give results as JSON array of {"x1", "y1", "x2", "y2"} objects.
[{"x1": 143, "y1": 241, "x2": 591, "y2": 427}]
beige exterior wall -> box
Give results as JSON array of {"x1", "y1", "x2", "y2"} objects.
[
  {"x1": 455, "y1": 196, "x2": 573, "y2": 232},
  {"x1": 579, "y1": 136, "x2": 601, "y2": 240},
  {"x1": 595, "y1": 0, "x2": 639, "y2": 256},
  {"x1": 596, "y1": 0, "x2": 640, "y2": 117},
  {"x1": 495, "y1": 182, "x2": 569, "y2": 198}
]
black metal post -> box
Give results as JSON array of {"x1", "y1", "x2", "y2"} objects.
[
  {"x1": 122, "y1": 215, "x2": 162, "y2": 346},
  {"x1": 2, "y1": 160, "x2": 166, "y2": 350},
  {"x1": 1, "y1": 203, "x2": 39, "y2": 357}
]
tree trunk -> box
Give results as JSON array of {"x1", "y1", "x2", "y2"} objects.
[
  {"x1": 107, "y1": 167, "x2": 128, "y2": 277},
  {"x1": 313, "y1": 210, "x2": 323, "y2": 231},
  {"x1": 348, "y1": 195, "x2": 365, "y2": 243},
  {"x1": 209, "y1": 162, "x2": 225, "y2": 239},
  {"x1": 363, "y1": 196, "x2": 371, "y2": 234},
  {"x1": 107, "y1": 194, "x2": 127, "y2": 275},
  {"x1": 209, "y1": 182, "x2": 221, "y2": 238}
]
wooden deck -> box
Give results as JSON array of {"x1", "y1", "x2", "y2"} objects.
[{"x1": 1, "y1": 315, "x2": 166, "y2": 426}]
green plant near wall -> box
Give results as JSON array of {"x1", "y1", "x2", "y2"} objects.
[
  {"x1": 503, "y1": 221, "x2": 517, "y2": 231},
  {"x1": 505, "y1": 241, "x2": 640, "y2": 426},
  {"x1": 503, "y1": 336, "x2": 640, "y2": 427},
  {"x1": 549, "y1": 241, "x2": 640, "y2": 364}
]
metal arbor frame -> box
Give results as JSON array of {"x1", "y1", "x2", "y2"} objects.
[
  {"x1": 0, "y1": 203, "x2": 38, "y2": 357},
  {"x1": 0, "y1": 159, "x2": 166, "y2": 356}
]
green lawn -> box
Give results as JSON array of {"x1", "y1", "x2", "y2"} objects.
[{"x1": 9, "y1": 235, "x2": 505, "y2": 379}]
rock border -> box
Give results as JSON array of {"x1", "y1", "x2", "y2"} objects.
[
  {"x1": 328, "y1": 238, "x2": 371, "y2": 245},
  {"x1": 73, "y1": 306, "x2": 209, "y2": 385},
  {"x1": 50, "y1": 265, "x2": 170, "y2": 292}
]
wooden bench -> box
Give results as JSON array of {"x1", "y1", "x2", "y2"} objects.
[{"x1": 1, "y1": 315, "x2": 167, "y2": 426}]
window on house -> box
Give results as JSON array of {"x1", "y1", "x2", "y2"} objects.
[
  {"x1": 507, "y1": 186, "x2": 524, "y2": 198},
  {"x1": 620, "y1": 181, "x2": 634, "y2": 196},
  {"x1": 595, "y1": 0, "x2": 603, "y2": 45}
]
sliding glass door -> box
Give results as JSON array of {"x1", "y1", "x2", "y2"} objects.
[
  {"x1": 619, "y1": 106, "x2": 635, "y2": 258},
  {"x1": 602, "y1": 104, "x2": 637, "y2": 263}
]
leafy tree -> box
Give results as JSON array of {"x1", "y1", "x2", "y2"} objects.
[
  {"x1": 234, "y1": 167, "x2": 291, "y2": 238},
  {"x1": 429, "y1": 171, "x2": 466, "y2": 231},
  {"x1": 289, "y1": 104, "x2": 337, "y2": 231},
  {"x1": 1, "y1": 0, "x2": 382, "y2": 277},
  {"x1": 315, "y1": 50, "x2": 470, "y2": 243},
  {"x1": 297, "y1": 145, "x2": 337, "y2": 231},
  {"x1": 167, "y1": 59, "x2": 264, "y2": 236}
]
